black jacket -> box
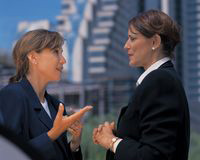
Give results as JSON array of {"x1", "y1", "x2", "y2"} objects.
[{"x1": 106, "y1": 61, "x2": 190, "y2": 160}]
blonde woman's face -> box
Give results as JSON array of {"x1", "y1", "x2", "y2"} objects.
[{"x1": 34, "y1": 48, "x2": 66, "y2": 82}]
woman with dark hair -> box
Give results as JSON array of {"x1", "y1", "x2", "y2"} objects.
[
  {"x1": 93, "y1": 10, "x2": 190, "y2": 160},
  {"x1": 0, "y1": 29, "x2": 92, "y2": 160}
]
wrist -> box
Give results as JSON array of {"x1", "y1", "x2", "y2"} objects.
[
  {"x1": 70, "y1": 141, "x2": 80, "y2": 152},
  {"x1": 109, "y1": 137, "x2": 119, "y2": 152},
  {"x1": 48, "y1": 129, "x2": 59, "y2": 141}
]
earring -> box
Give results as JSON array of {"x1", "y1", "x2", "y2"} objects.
[{"x1": 152, "y1": 47, "x2": 155, "y2": 51}]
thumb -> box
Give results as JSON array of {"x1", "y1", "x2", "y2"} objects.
[
  {"x1": 79, "y1": 106, "x2": 93, "y2": 115},
  {"x1": 55, "y1": 103, "x2": 64, "y2": 122}
]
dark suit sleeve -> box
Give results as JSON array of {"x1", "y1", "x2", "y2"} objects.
[
  {"x1": 115, "y1": 70, "x2": 181, "y2": 160},
  {"x1": 0, "y1": 86, "x2": 57, "y2": 159},
  {"x1": 29, "y1": 133, "x2": 57, "y2": 158},
  {"x1": 0, "y1": 107, "x2": 4, "y2": 125},
  {"x1": 71, "y1": 145, "x2": 83, "y2": 160}
]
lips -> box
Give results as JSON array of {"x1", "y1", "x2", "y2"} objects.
[
  {"x1": 128, "y1": 53, "x2": 134, "y2": 57},
  {"x1": 56, "y1": 67, "x2": 63, "y2": 72}
]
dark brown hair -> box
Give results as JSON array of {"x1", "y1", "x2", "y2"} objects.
[
  {"x1": 129, "y1": 10, "x2": 180, "y2": 58},
  {"x1": 9, "y1": 29, "x2": 64, "y2": 83}
]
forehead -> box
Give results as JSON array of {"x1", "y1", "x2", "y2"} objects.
[{"x1": 128, "y1": 26, "x2": 140, "y2": 35}]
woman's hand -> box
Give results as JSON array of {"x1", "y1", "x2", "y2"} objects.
[
  {"x1": 93, "y1": 121, "x2": 116, "y2": 149},
  {"x1": 67, "y1": 120, "x2": 83, "y2": 152},
  {"x1": 48, "y1": 103, "x2": 92, "y2": 141}
]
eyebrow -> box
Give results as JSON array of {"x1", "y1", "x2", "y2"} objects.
[{"x1": 129, "y1": 31, "x2": 138, "y2": 35}]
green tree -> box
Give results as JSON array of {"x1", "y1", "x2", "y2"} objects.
[{"x1": 189, "y1": 130, "x2": 200, "y2": 160}]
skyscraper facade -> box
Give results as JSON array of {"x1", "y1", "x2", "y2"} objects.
[
  {"x1": 182, "y1": 0, "x2": 200, "y2": 104},
  {"x1": 56, "y1": 0, "x2": 142, "y2": 111},
  {"x1": 57, "y1": 0, "x2": 140, "y2": 83}
]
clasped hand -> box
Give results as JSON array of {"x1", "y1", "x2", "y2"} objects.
[{"x1": 93, "y1": 121, "x2": 116, "y2": 150}]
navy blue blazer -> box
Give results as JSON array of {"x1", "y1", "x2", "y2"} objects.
[
  {"x1": 0, "y1": 107, "x2": 4, "y2": 125},
  {"x1": 106, "y1": 61, "x2": 190, "y2": 160},
  {"x1": 0, "y1": 78, "x2": 82, "y2": 160}
]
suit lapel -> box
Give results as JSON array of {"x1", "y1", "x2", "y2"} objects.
[
  {"x1": 46, "y1": 94, "x2": 57, "y2": 121},
  {"x1": 19, "y1": 78, "x2": 53, "y2": 130},
  {"x1": 45, "y1": 93, "x2": 70, "y2": 159},
  {"x1": 20, "y1": 78, "x2": 71, "y2": 159},
  {"x1": 117, "y1": 106, "x2": 128, "y2": 128}
]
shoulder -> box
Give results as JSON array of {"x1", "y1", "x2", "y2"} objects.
[
  {"x1": 0, "y1": 83, "x2": 28, "y2": 121},
  {"x1": 0, "y1": 82, "x2": 26, "y2": 100},
  {"x1": 137, "y1": 68, "x2": 182, "y2": 94},
  {"x1": 142, "y1": 68, "x2": 178, "y2": 87}
]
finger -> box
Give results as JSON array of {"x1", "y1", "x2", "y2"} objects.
[
  {"x1": 55, "y1": 103, "x2": 64, "y2": 122},
  {"x1": 93, "y1": 128, "x2": 98, "y2": 135},
  {"x1": 93, "y1": 128, "x2": 98, "y2": 144},
  {"x1": 70, "y1": 125, "x2": 79, "y2": 131},
  {"x1": 97, "y1": 124, "x2": 103, "y2": 132},
  {"x1": 79, "y1": 106, "x2": 93, "y2": 114},
  {"x1": 104, "y1": 121, "x2": 109, "y2": 126},
  {"x1": 93, "y1": 138, "x2": 98, "y2": 144},
  {"x1": 110, "y1": 121, "x2": 115, "y2": 130},
  {"x1": 68, "y1": 128, "x2": 78, "y2": 136},
  {"x1": 70, "y1": 122, "x2": 83, "y2": 130},
  {"x1": 70, "y1": 106, "x2": 93, "y2": 120},
  {"x1": 74, "y1": 120, "x2": 82, "y2": 127},
  {"x1": 63, "y1": 106, "x2": 93, "y2": 128},
  {"x1": 62, "y1": 106, "x2": 92, "y2": 130}
]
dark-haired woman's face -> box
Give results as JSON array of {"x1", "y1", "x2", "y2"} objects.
[
  {"x1": 34, "y1": 48, "x2": 66, "y2": 82},
  {"x1": 124, "y1": 27, "x2": 154, "y2": 70}
]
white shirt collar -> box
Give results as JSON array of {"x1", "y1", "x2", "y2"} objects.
[
  {"x1": 41, "y1": 98, "x2": 52, "y2": 119},
  {"x1": 136, "y1": 57, "x2": 171, "y2": 86}
]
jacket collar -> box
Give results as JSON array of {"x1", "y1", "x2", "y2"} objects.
[
  {"x1": 159, "y1": 60, "x2": 174, "y2": 69},
  {"x1": 19, "y1": 78, "x2": 53, "y2": 129},
  {"x1": 136, "y1": 59, "x2": 174, "y2": 87}
]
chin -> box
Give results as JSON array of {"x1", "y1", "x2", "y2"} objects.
[
  {"x1": 50, "y1": 76, "x2": 61, "y2": 82},
  {"x1": 55, "y1": 77, "x2": 61, "y2": 81},
  {"x1": 129, "y1": 61, "x2": 137, "y2": 67}
]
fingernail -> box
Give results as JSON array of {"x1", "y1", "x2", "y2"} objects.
[{"x1": 87, "y1": 106, "x2": 93, "y2": 109}]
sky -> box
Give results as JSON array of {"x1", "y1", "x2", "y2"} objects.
[{"x1": 0, "y1": 0, "x2": 61, "y2": 52}]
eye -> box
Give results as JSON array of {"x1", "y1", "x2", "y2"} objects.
[
  {"x1": 53, "y1": 49, "x2": 61, "y2": 55},
  {"x1": 129, "y1": 36, "x2": 136, "y2": 41}
]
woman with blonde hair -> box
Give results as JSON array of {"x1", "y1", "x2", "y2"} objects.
[{"x1": 0, "y1": 29, "x2": 92, "y2": 160}]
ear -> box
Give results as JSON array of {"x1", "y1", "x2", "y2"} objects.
[
  {"x1": 27, "y1": 51, "x2": 38, "y2": 65},
  {"x1": 152, "y1": 34, "x2": 161, "y2": 50}
]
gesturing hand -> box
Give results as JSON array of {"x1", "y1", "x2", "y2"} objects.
[
  {"x1": 48, "y1": 103, "x2": 92, "y2": 141},
  {"x1": 68, "y1": 120, "x2": 83, "y2": 151}
]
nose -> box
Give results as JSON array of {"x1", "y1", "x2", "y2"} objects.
[
  {"x1": 60, "y1": 54, "x2": 66, "y2": 64},
  {"x1": 124, "y1": 40, "x2": 130, "y2": 50}
]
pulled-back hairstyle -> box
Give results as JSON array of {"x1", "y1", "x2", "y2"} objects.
[
  {"x1": 9, "y1": 29, "x2": 64, "y2": 83},
  {"x1": 129, "y1": 10, "x2": 180, "y2": 58}
]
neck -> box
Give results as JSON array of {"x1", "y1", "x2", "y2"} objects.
[
  {"x1": 26, "y1": 74, "x2": 47, "y2": 103},
  {"x1": 144, "y1": 52, "x2": 166, "y2": 70}
]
